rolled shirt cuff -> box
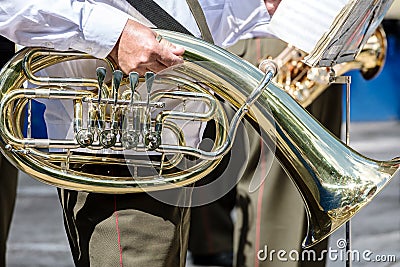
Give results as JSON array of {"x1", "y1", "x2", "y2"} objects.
[{"x1": 70, "y1": 3, "x2": 129, "y2": 59}]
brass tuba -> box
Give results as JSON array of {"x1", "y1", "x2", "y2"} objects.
[
  {"x1": 0, "y1": 30, "x2": 398, "y2": 248},
  {"x1": 273, "y1": 25, "x2": 387, "y2": 107}
]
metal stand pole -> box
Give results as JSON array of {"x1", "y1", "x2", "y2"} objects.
[
  {"x1": 344, "y1": 79, "x2": 352, "y2": 267},
  {"x1": 330, "y1": 70, "x2": 352, "y2": 267}
]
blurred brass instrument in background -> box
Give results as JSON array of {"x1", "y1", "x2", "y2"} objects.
[
  {"x1": 272, "y1": 25, "x2": 387, "y2": 107},
  {"x1": 0, "y1": 30, "x2": 398, "y2": 248}
]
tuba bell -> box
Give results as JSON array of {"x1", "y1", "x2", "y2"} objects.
[
  {"x1": 272, "y1": 25, "x2": 387, "y2": 107},
  {"x1": 0, "y1": 29, "x2": 398, "y2": 248}
]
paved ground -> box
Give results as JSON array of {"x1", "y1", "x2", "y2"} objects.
[{"x1": 5, "y1": 121, "x2": 400, "y2": 267}]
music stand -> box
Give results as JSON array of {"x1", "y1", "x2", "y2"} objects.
[{"x1": 269, "y1": 0, "x2": 395, "y2": 266}]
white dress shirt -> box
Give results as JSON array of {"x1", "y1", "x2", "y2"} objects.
[
  {"x1": 0, "y1": 0, "x2": 272, "y2": 151},
  {"x1": 0, "y1": 0, "x2": 271, "y2": 56}
]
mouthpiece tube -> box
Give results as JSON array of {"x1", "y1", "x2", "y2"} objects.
[{"x1": 258, "y1": 59, "x2": 278, "y2": 77}]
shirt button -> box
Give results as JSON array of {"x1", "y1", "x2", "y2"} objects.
[
  {"x1": 45, "y1": 42, "x2": 54, "y2": 48},
  {"x1": 86, "y1": 47, "x2": 93, "y2": 53}
]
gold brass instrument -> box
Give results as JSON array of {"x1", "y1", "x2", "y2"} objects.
[
  {"x1": 0, "y1": 29, "x2": 399, "y2": 249},
  {"x1": 273, "y1": 25, "x2": 387, "y2": 107}
]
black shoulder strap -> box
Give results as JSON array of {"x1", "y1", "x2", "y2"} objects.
[
  {"x1": 125, "y1": 0, "x2": 214, "y2": 44},
  {"x1": 125, "y1": 0, "x2": 192, "y2": 35},
  {"x1": 185, "y1": 0, "x2": 214, "y2": 44}
]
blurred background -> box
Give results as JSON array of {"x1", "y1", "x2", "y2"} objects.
[
  {"x1": 5, "y1": 1, "x2": 400, "y2": 267},
  {"x1": 345, "y1": 1, "x2": 400, "y2": 122}
]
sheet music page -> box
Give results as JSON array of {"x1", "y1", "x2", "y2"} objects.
[
  {"x1": 267, "y1": 0, "x2": 349, "y2": 53},
  {"x1": 385, "y1": 0, "x2": 400, "y2": 18},
  {"x1": 267, "y1": 0, "x2": 394, "y2": 67}
]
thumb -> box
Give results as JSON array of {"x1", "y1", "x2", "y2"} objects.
[{"x1": 160, "y1": 37, "x2": 185, "y2": 56}]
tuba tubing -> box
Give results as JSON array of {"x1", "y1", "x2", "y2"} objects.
[
  {"x1": 149, "y1": 30, "x2": 399, "y2": 248},
  {"x1": 0, "y1": 30, "x2": 399, "y2": 248}
]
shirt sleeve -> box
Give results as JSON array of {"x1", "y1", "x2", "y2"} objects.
[{"x1": 0, "y1": 0, "x2": 129, "y2": 58}]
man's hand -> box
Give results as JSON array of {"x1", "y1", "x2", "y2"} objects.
[
  {"x1": 109, "y1": 19, "x2": 185, "y2": 75},
  {"x1": 265, "y1": 0, "x2": 281, "y2": 16}
]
